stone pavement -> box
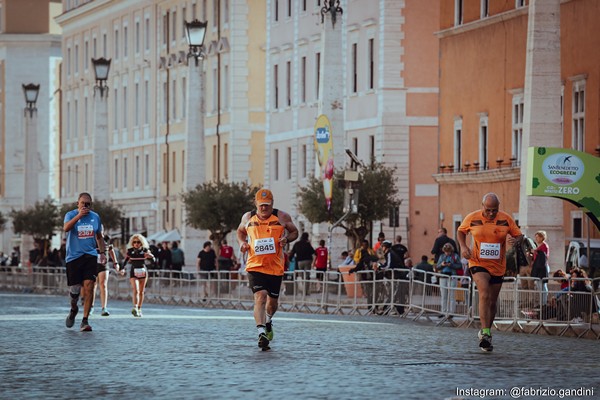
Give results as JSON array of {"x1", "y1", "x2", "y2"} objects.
[{"x1": 0, "y1": 292, "x2": 598, "y2": 400}]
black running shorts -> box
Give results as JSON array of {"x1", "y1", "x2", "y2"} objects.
[
  {"x1": 248, "y1": 271, "x2": 283, "y2": 298},
  {"x1": 469, "y1": 266, "x2": 504, "y2": 284},
  {"x1": 66, "y1": 254, "x2": 97, "y2": 286}
]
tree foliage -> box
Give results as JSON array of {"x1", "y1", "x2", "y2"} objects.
[
  {"x1": 10, "y1": 197, "x2": 62, "y2": 240},
  {"x1": 59, "y1": 199, "x2": 123, "y2": 232},
  {"x1": 182, "y1": 181, "x2": 258, "y2": 248},
  {"x1": 297, "y1": 162, "x2": 400, "y2": 248},
  {"x1": 0, "y1": 210, "x2": 6, "y2": 232}
]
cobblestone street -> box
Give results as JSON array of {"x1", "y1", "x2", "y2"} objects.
[{"x1": 0, "y1": 292, "x2": 598, "y2": 400}]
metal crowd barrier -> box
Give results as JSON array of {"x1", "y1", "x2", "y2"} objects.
[{"x1": 1, "y1": 266, "x2": 598, "y2": 339}]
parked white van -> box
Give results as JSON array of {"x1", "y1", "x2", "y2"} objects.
[{"x1": 565, "y1": 239, "x2": 600, "y2": 278}]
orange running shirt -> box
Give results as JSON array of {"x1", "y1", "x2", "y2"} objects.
[
  {"x1": 245, "y1": 211, "x2": 286, "y2": 276},
  {"x1": 457, "y1": 210, "x2": 522, "y2": 276}
]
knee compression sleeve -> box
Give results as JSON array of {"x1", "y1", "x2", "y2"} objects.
[{"x1": 69, "y1": 284, "x2": 81, "y2": 298}]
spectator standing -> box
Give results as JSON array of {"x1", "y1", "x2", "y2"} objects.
[
  {"x1": 340, "y1": 251, "x2": 355, "y2": 266},
  {"x1": 530, "y1": 230, "x2": 550, "y2": 306},
  {"x1": 170, "y1": 241, "x2": 185, "y2": 277},
  {"x1": 431, "y1": 227, "x2": 457, "y2": 263},
  {"x1": 217, "y1": 239, "x2": 237, "y2": 273},
  {"x1": 197, "y1": 241, "x2": 217, "y2": 299},
  {"x1": 414, "y1": 255, "x2": 433, "y2": 283},
  {"x1": 289, "y1": 232, "x2": 315, "y2": 296},
  {"x1": 435, "y1": 243, "x2": 461, "y2": 316},
  {"x1": 312, "y1": 240, "x2": 328, "y2": 292},
  {"x1": 10, "y1": 246, "x2": 20, "y2": 266},
  {"x1": 161, "y1": 241, "x2": 172, "y2": 272}
]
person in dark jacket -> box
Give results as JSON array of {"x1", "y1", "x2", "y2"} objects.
[
  {"x1": 289, "y1": 232, "x2": 315, "y2": 296},
  {"x1": 431, "y1": 228, "x2": 457, "y2": 263}
]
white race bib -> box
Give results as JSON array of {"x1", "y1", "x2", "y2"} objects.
[
  {"x1": 134, "y1": 268, "x2": 147, "y2": 278},
  {"x1": 77, "y1": 224, "x2": 94, "y2": 239},
  {"x1": 253, "y1": 237, "x2": 276, "y2": 255},
  {"x1": 480, "y1": 242, "x2": 501, "y2": 259}
]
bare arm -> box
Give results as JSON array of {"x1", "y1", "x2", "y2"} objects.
[
  {"x1": 457, "y1": 230, "x2": 471, "y2": 260},
  {"x1": 237, "y1": 212, "x2": 251, "y2": 253},
  {"x1": 278, "y1": 210, "x2": 299, "y2": 247}
]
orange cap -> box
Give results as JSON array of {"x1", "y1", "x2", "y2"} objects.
[{"x1": 255, "y1": 188, "x2": 274, "y2": 205}]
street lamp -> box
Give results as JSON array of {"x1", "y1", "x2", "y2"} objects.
[
  {"x1": 185, "y1": 19, "x2": 208, "y2": 66},
  {"x1": 22, "y1": 83, "x2": 40, "y2": 118},
  {"x1": 91, "y1": 57, "x2": 111, "y2": 98}
]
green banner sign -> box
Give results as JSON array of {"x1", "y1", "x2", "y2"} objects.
[{"x1": 527, "y1": 147, "x2": 600, "y2": 228}]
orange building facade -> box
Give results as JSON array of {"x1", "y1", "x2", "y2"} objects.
[{"x1": 436, "y1": 0, "x2": 600, "y2": 249}]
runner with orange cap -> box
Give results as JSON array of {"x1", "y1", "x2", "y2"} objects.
[{"x1": 237, "y1": 188, "x2": 299, "y2": 350}]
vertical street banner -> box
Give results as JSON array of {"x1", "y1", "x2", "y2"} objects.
[
  {"x1": 314, "y1": 115, "x2": 334, "y2": 211},
  {"x1": 527, "y1": 146, "x2": 600, "y2": 228}
]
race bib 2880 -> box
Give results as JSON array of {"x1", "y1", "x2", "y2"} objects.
[{"x1": 480, "y1": 242, "x2": 500, "y2": 259}]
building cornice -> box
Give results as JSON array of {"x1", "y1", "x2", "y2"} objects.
[
  {"x1": 433, "y1": 167, "x2": 520, "y2": 184},
  {"x1": 435, "y1": 7, "x2": 528, "y2": 39}
]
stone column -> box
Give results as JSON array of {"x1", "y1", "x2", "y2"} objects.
[
  {"x1": 518, "y1": 0, "x2": 564, "y2": 270},
  {"x1": 92, "y1": 91, "x2": 110, "y2": 201},
  {"x1": 181, "y1": 57, "x2": 206, "y2": 256}
]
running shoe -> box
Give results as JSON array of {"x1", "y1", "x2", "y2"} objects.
[
  {"x1": 65, "y1": 305, "x2": 78, "y2": 328},
  {"x1": 265, "y1": 322, "x2": 274, "y2": 341},
  {"x1": 258, "y1": 332, "x2": 270, "y2": 350},
  {"x1": 131, "y1": 307, "x2": 139, "y2": 317},
  {"x1": 101, "y1": 308, "x2": 110, "y2": 317},
  {"x1": 478, "y1": 330, "x2": 493, "y2": 352},
  {"x1": 80, "y1": 319, "x2": 92, "y2": 332},
  {"x1": 136, "y1": 310, "x2": 143, "y2": 318}
]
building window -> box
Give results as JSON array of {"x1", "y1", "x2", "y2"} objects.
[
  {"x1": 74, "y1": 100, "x2": 78, "y2": 139},
  {"x1": 163, "y1": 152, "x2": 168, "y2": 183},
  {"x1": 572, "y1": 80, "x2": 585, "y2": 151},
  {"x1": 479, "y1": 115, "x2": 488, "y2": 170},
  {"x1": 223, "y1": 0, "x2": 230, "y2": 24},
  {"x1": 67, "y1": 48, "x2": 71, "y2": 76},
  {"x1": 67, "y1": 166, "x2": 71, "y2": 194},
  {"x1": 114, "y1": 158, "x2": 119, "y2": 189},
  {"x1": 162, "y1": 14, "x2": 168, "y2": 45},
  {"x1": 286, "y1": 61, "x2": 291, "y2": 107},
  {"x1": 516, "y1": 0, "x2": 526, "y2": 8},
  {"x1": 123, "y1": 26, "x2": 128, "y2": 58},
  {"x1": 145, "y1": 18, "x2": 150, "y2": 51},
  {"x1": 84, "y1": 97, "x2": 89, "y2": 137},
  {"x1": 163, "y1": 82, "x2": 168, "y2": 123},
  {"x1": 172, "y1": 151, "x2": 176, "y2": 183},
  {"x1": 114, "y1": 29, "x2": 119, "y2": 59},
  {"x1": 182, "y1": 7, "x2": 187, "y2": 38},
  {"x1": 172, "y1": 11, "x2": 177, "y2": 43},
  {"x1": 302, "y1": 144, "x2": 307, "y2": 178},
  {"x1": 572, "y1": 213, "x2": 582, "y2": 238},
  {"x1": 74, "y1": 45, "x2": 79, "y2": 74},
  {"x1": 123, "y1": 86, "x2": 128, "y2": 129},
  {"x1": 512, "y1": 93, "x2": 524, "y2": 165},
  {"x1": 212, "y1": 67, "x2": 218, "y2": 112},
  {"x1": 455, "y1": 0, "x2": 463, "y2": 26},
  {"x1": 368, "y1": 38, "x2": 374, "y2": 90},
  {"x1": 351, "y1": 43, "x2": 357, "y2": 93},
  {"x1": 182, "y1": 149, "x2": 186, "y2": 182},
  {"x1": 301, "y1": 56, "x2": 306, "y2": 103},
  {"x1": 287, "y1": 147, "x2": 292, "y2": 180},
  {"x1": 84, "y1": 41, "x2": 89, "y2": 71},
  {"x1": 135, "y1": 83, "x2": 140, "y2": 126},
  {"x1": 85, "y1": 163, "x2": 89, "y2": 189},
  {"x1": 302, "y1": 0, "x2": 307, "y2": 12},
  {"x1": 315, "y1": 52, "x2": 321, "y2": 101},
  {"x1": 75, "y1": 165, "x2": 79, "y2": 193},
  {"x1": 274, "y1": 0, "x2": 279, "y2": 22},
  {"x1": 369, "y1": 135, "x2": 375, "y2": 164},
  {"x1": 287, "y1": 0, "x2": 292, "y2": 18},
  {"x1": 223, "y1": 144, "x2": 228, "y2": 179},
  {"x1": 145, "y1": 153, "x2": 150, "y2": 186},
  {"x1": 182, "y1": 77, "x2": 187, "y2": 117},
  {"x1": 172, "y1": 78, "x2": 177, "y2": 120},
  {"x1": 135, "y1": 155, "x2": 140, "y2": 187},
  {"x1": 213, "y1": 0, "x2": 218, "y2": 27},
  {"x1": 113, "y1": 88, "x2": 119, "y2": 130},
  {"x1": 135, "y1": 21, "x2": 140, "y2": 54},
  {"x1": 454, "y1": 118, "x2": 463, "y2": 172},
  {"x1": 273, "y1": 64, "x2": 279, "y2": 109},
  {"x1": 123, "y1": 156, "x2": 128, "y2": 189},
  {"x1": 144, "y1": 80, "x2": 149, "y2": 124},
  {"x1": 274, "y1": 149, "x2": 279, "y2": 181},
  {"x1": 212, "y1": 145, "x2": 218, "y2": 180},
  {"x1": 223, "y1": 65, "x2": 229, "y2": 110},
  {"x1": 481, "y1": 0, "x2": 489, "y2": 18}
]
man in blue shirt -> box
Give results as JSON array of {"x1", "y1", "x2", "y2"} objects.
[{"x1": 63, "y1": 192, "x2": 106, "y2": 332}]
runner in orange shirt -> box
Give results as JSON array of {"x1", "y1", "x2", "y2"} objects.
[
  {"x1": 457, "y1": 193, "x2": 523, "y2": 352},
  {"x1": 237, "y1": 188, "x2": 299, "y2": 350}
]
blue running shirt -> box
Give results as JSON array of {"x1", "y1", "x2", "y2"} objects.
[{"x1": 64, "y1": 209, "x2": 102, "y2": 263}]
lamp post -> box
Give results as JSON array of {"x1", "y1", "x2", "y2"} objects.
[
  {"x1": 185, "y1": 19, "x2": 208, "y2": 66},
  {"x1": 22, "y1": 83, "x2": 40, "y2": 118},
  {"x1": 91, "y1": 57, "x2": 111, "y2": 199},
  {"x1": 91, "y1": 57, "x2": 111, "y2": 98},
  {"x1": 182, "y1": 19, "x2": 208, "y2": 254},
  {"x1": 22, "y1": 83, "x2": 40, "y2": 260}
]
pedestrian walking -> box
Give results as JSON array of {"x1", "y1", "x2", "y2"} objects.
[
  {"x1": 236, "y1": 188, "x2": 299, "y2": 350},
  {"x1": 63, "y1": 192, "x2": 107, "y2": 332},
  {"x1": 457, "y1": 192, "x2": 523, "y2": 352}
]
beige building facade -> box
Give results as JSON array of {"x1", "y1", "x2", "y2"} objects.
[
  {"x1": 0, "y1": 0, "x2": 62, "y2": 256},
  {"x1": 264, "y1": 0, "x2": 441, "y2": 259},
  {"x1": 56, "y1": 0, "x2": 266, "y2": 252}
]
